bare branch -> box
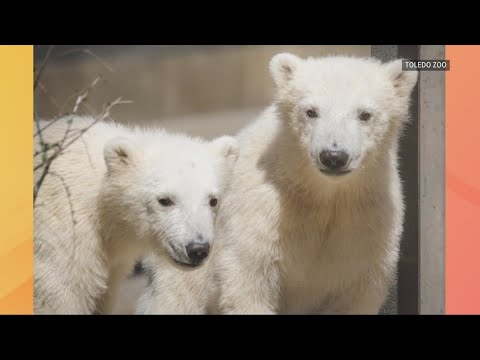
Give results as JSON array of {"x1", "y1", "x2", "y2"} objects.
[
  {"x1": 99, "y1": 97, "x2": 133, "y2": 119},
  {"x1": 34, "y1": 142, "x2": 60, "y2": 157},
  {"x1": 34, "y1": 118, "x2": 46, "y2": 155},
  {"x1": 57, "y1": 75, "x2": 103, "y2": 116},
  {"x1": 34, "y1": 157, "x2": 53, "y2": 203},
  {"x1": 73, "y1": 93, "x2": 89, "y2": 114},
  {"x1": 34, "y1": 115, "x2": 74, "y2": 203},
  {"x1": 57, "y1": 48, "x2": 114, "y2": 73},
  {"x1": 33, "y1": 48, "x2": 131, "y2": 208},
  {"x1": 34, "y1": 113, "x2": 48, "y2": 199},
  {"x1": 34, "y1": 114, "x2": 74, "y2": 138},
  {"x1": 33, "y1": 45, "x2": 55, "y2": 203},
  {"x1": 49, "y1": 171, "x2": 77, "y2": 229},
  {"x1": 60, "y1": 97, "x2": 132, "y2": 151},
  {"x1": 80, "y1": 136, "x2": 95, "y2": 170},
  {"x1": 48, "y1": 171, "x2": 79, "y2": 266},
  {"x1": 38, "y1": 82, "x2": 61, "y2": 112},
  {"x1": 34, "y1": 75, "x2": 102, "y2": 138},
  {"x1": 59, "y1": 116, "x2": 74, "y2": 147},
  {"x1": 34, "y1": 46, "x2": 55, "y2": 90},
  {"x1": 34, "y1": 97, "x2": 132, "y2": 172}
]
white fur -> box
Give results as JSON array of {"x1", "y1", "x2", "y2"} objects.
[
  {"x1": 138, "y1": 54, "x2": 417, "y2": 315},
  {"x1": 34, "y1": 116, "x2": 238, "y2": 314}
]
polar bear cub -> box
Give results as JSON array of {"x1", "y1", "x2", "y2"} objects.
[{"x1": 34, "y1": 116, "x2": 238, "y2": 314}]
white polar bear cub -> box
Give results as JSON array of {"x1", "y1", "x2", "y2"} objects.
[
  {"x1": 212, "y1": 54, "x2": 418, "y2": 314},
  {"x1": 34, "y1": 116, "x2": 238, "y2": 314},
  {"x1": 138, "y1": 53, "x2": 418, "y2": 314}
]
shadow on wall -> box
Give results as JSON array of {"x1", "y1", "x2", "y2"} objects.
[{"x1": 35, "y1": 45, "x2": 371, "y2": 138}]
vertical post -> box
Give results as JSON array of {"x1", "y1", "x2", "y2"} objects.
[
  {"x1": 372, "y1": 45, "x2": 420, "y2": 314},
  {"x1": 418, "y1": 45, "x2": 445, "y2": 314}
]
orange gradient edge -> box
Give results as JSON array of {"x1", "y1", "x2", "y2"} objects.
[
  {"x1": 446, "y1": 45, "x2": 480, "y2": 314},
  {"x1": 0, "y1": 45, "x2": 34, "y2": 314}
]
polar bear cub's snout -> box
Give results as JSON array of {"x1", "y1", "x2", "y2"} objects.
[
  {"x1": 318, "y1": 149, "x2": 351, "y2": 174},
  {"x1": 185, "y1": 238, "x2": 210, "y2": 265}
]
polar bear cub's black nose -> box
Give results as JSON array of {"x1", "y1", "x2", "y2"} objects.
[
  {"x1": 320, "y1": 150, "x2": 349, "y2": 170},
  {"x1": 186, "y1": 242, "x2": 210, "y2": 264}
]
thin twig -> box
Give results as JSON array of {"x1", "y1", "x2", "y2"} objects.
[
  {"x1": 49, "y1": 171, "x2": 76, "y2": 228},
  {"x1": 34, "y1": 97, "x2": 132, "y2": 172},
  {"x1": 34, "y1": 143, "x2": 59, "y2": 157},
  {"x1": 80, "y1": 136, "x2": 95, "y2": 170},
  {"x1": 49, "y1": 170, "x2": 78, "y2": 266},
  {"x1": 33, "y1": 46, "x2": 55, "y2": 203},
  {"x1": 59, "y1": 75, "x2": 102, "y2": 113},
  {"x1": 57, "y1": 48, "x2": 114, "y2": 73},
  {"x1": 59, "y1": 76, "x2": 102, "y2": 115},
  {"x1": 34, "y1": 76, "x2": 102, "y2": 138},
  {"x1": 34, "y1": 158, "x2": 53, "y2": 203},
  {"x1": 38, "y1": 82, "x2": 61, "y2": 112},
  {"x1": 33, "y1": 46, "x2": 130, "y2": 208},
  {"x1": 34, "y1": 45, "x2": 55, "y2": 90},
  {"x1": 73, "y1": 92, "x2": 89, "y2": 114},
  {"x1": 34, "y1": 114, "x2": 74, "y2": 138},
  {"x1": 60, "y1": 97, "x2": 132, "y2": 151},
  {"x1": 34, "y1": 116, "x2": 47, "y2": 200},
  {"x1": 34, "y1": 115, "x2": 74, "y2": 203},
  {"x1": 59, "y1": 116, "x2": 74, "y2": 147}
]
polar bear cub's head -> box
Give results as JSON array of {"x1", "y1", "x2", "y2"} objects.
[
  {"x1": 102, "y1": 132, "x2": 239, "y2": 268},
  {"x1": 270, "y1": 53, "x2": 418, "y2": 181}
]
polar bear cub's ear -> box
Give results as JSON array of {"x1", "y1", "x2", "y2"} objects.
[
  {"x1": 384, "y1": 59, "x2": 418, "y2": 98},
  {"x1": 269, "y1": 53, "x2": 303, "y2": 87},
  {"x1": 211, "y1": 136, "x2": 239, "y2": 165},
  {"x1": 104, "y1": 137, "x2": 141, "y2": 173}
]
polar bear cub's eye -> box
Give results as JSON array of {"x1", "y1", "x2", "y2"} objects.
[
  {"x1": 306, "y1": 109, "x2": 318, "y2": 118},
  {"x1": 158, "y1": 197, "x2": 174, "y2": 207},
  {"x1": 209, "y1": 197, "x2": 218, "y2": 207}
]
